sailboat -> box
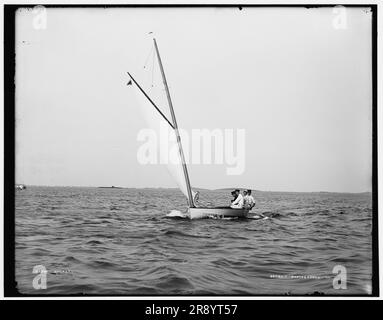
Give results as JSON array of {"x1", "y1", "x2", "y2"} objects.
[{"x1": 128, "y1": 38, "x2": 249, "y2": 219}]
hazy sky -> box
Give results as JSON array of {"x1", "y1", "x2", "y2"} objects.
[{"x1": 15, "y1": 7, "x2": 372, "y2": 192}]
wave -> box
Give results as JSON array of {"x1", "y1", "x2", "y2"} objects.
[
  {"x1": 162, "y1": 229, "x2": 211, "y2": 239},
  {"x1": 247, "y1": 215, "x2": 269, "y2": 220},
  {"x1": 85, "y1": 239, "x2": 104, "y2": 245},
  {"x1": 154, "y1": 274, "x2": 195, "y2": 291}
]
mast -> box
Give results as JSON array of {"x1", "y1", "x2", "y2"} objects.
[{"x1": 153, "y1": 38, "x2": 195, "y2": 208}]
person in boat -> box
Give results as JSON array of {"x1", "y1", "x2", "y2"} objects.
[
  {"x1": 244, "y1": 189, "x2": 256, "y2": 210},
  {"x1": 230, "y1": 189, "x2": 244, "y2": 209},
  {"x1": 242, "y1": 190, "x2": 248, "y2": 204},
  {"x1": 230, "y1": 190, "x2": 237, "y2": 203},
  {"x1": 245, "y1": 189, "x2": 265, "y2": 218}
]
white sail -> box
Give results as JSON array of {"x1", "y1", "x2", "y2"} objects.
[{"x1": 131, "y1": 79, "x2": 196, "y2": 203}]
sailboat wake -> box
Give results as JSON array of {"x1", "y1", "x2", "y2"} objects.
[
  {"x1": 166, "y1": 210, "x2": 189, "y2": 219},
  {"x1": 247, "y1": 214, "x2": 269, "y2": 220}
]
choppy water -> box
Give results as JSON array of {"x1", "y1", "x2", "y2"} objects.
[{"x1": 15, "y1": 187, "x2": 373, "y2": 295}]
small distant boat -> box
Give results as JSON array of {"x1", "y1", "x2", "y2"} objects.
[
  {"x1": 128, "y1": 39, "x2": 249, "y2": 219},
  {"x1": 15, "y1": 184, "x2": 27, "y2": 190}
]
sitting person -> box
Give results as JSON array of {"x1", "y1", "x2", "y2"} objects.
[
  {"x1": 244, "y1": 189, "x2": 257, "y2": 211},
  {"x1": 230, "y1": 190, "x2": 237, "y2": 203},
  {"x1": 230, "y1": 189, "x2": 244, "y2": 209},
  {"x1": 247, "y1": 190, "x2": 256, "y2": 209},
  {"x1": 243, "y1": 190, "x2": 249, "y2": 208}
]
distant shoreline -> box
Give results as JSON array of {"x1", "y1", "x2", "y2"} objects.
[
  {"x1": 16, "y1": 185, "x2": 372, "y2": 194},
  {"x1": 98, "y1": 186, "x2": 124, "y2": 189}
]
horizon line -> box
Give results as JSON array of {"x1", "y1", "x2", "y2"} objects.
[{"x1": 16, "y1": 184, "x2": 372, "y2": 194}]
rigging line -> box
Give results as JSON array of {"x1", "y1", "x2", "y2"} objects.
[
  {"x1": 151, "y1": 44, "x2": 155, "y2": 87},
  {"x1": 143, "y1": 44, "x2": 154, "y2": 69}
]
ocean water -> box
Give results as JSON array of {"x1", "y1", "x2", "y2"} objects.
[{"x1": 15, "y1": 187, "x2": 373, "y2": 295}]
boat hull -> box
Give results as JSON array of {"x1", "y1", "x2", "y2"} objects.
[{"x1": 188, "y1": 206, "x2": 249, "y2": 219}]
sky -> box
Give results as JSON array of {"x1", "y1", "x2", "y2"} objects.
[{"x1": 15, "y1": 6, "x2": 373, "y2": 192}]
